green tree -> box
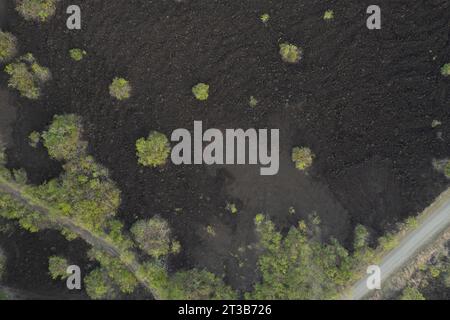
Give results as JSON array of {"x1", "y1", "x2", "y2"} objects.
[
  {"x1": 136, "y1": 131, "x2": 171, "y2": 168},
  {"x1": 69, "y1": 49, "x2": 86, "y2": 62},
  {"x1": 279, "y1": 43, "x2": 302, "y2": 64},
  {"x1": 48, "y1": 256, "x2": 69, "y2": 280},
  {"x1": 109, "y1": 77, "x2": 131, "y2": 100},
  {"x1": 131, "y1": 216, "x2": 180, "y2": 258},
  {"x1": 84, "y1": 268, "x2": 116, "y2": 300},
  {"x1": 15, "y1": 0, "x2": 57, "y2": 22},
  {"x1": 292, "y1": 147, "x2": 314, "y2": 170},
  {"x1": 0, "y1": 31, "x2": 17, "y2": 62},
  {"x1": 41, "y1": 114, "x2": 84, "y2": 161},
  {"x1": 192, "y1": 83, "x2": 209, "y2": 101}
]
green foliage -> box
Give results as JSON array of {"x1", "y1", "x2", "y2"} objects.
[
  {"x1": 28, "y1": 131, "x2": 40, "y2": 148},
  {"x1": 0, "y1": 250, "x2": 5, "y2": 280},
  {"x1": 279, "y1": 43, "x2": 302, "y2": 64},
  {"x1": 400, "y1": 286, "x2": 425, "y2": 300},
  {"x1": 247, "y1": 215, "x2": 354, "y2": 299},
  {"x1": 88, "y1": 249, "x2": 138, "y2": 294},
  {"x1": 48, "y1": 256, "x2": 69, "y2": 280},
  {"x1": 292, "y1": 147, "x2": 314, "y2": 170},
  {"x1": 136, "y1": 131, "x2": 171, "y2": 168},
  {"x1": 131, "y1": 216, "x2": 180, "y2": 258},
  {"x1": 69, "y1": 49, "x2": 86, "y2": 62},
  {"x1": 249, "y1": 96, "x2": 258, "y2": 108},
  {"x1": 323, "y1": 10, "x2": 334, "y2": 20},
  {"x1": 260, "y1": 13, "x2": 270, "y2": 24},
  {"x1": 0, "y1": 31, "x2": 17, "y2": 63},
  {"x1": 84, "y1": 268, "x2": 116, "y2": 300},
  {"x1": 41, "y1": 114, "x2": 84, "y2": 161},
  {"x1": 168, "y1": 269, "x2": 237, "y2": 300},
  {"x1": 15, "y1": 0, "x2": 57, "y2": 22},
  {"x1": 353, "y1": 224, "x2": 369, "y2": 251},
  {"x1": 192, "y1": 83, "x2": 209, "y2": 101},
  {"x1": 444, "y1": 161, "x2": 450, "y2": 178},
  {"x1": 109, "y1": 77, "x2": 131, "y2": 100},
  {"x1": 4, "y1": 54, "x2": 51, "y2": 99},
  {"x1": 441, "y1": 63, "x2": 450, "y2": 76},
  {"x1": 226, "y1": 202, "x2": 238, "y2": 215},
  {"x1": 378, "y1": 233, "x2": 398, "y2": 251},
  {"x1": 0, "y1": 193, "x2": 43, "y2": 232}
]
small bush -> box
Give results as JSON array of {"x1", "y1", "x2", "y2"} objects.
[
  {"x1": 249, "y1": 96, "x2": 258, "y2": 108},
  {"x1": 400, "y1": 287, "x2": 425, "y2": 300},
  {"x1": 4, "y1": 53, "x2": 51, "y2": 99},
  {"x1": 441, "y1": 63, "x2": 450, "y2": 76},
  {"x1": 323, "y1": 10, "x2": 334, "y2": 20},
  {"x1": 445, "y1": 161, "x2": 450, "y2": 178},
  {"x1": 136, "y1": 131, "x2": 171, "y2": 167},
  {"x1": 279, "y1": 43, "x2": 302, "y2": 64},
  {"x1": 0, "y1": 31, "x2": 17, "y2": 63},
  {"x1": 109, "y1": 77, "x2": 131, "y2": 100},
  {"x1": 192, "y1": 83, "x2": 209, "y2": 101},
  {"x1": 48, "y1": 256, "x2": 69, "y2": 280},
  {"x1": 291, "y1": 147, "x2": 314, "y2": 170},
  {"x1": 69, "y1": 48, "x2": 87, "y2": 61},
  {"x1": 260, "y1": 13, "x2": 270, "y2": 24},
  {"x1": 131, "y1": 216, "x2": 180, "y2": 258},
  {"x1": 28, "y1": 131, "x2": 40, "y2": 148},
  {"x1": 15, "y1": 0, "x2": 57, "y2": 22}
]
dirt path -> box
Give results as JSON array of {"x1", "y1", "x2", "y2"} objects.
[
  {"x1": 0, "y1": 176, "x2": 161, "y2": 299},
  {"x1": 346, "y1": 188, "x2": 450, "y2": 300}
]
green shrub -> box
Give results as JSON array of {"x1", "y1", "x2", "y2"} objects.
[
  {"x1": 84, "y1": 268, "x2": 116, "y2": 300},
  {"x1": 131, "y1": 216, "x2": 180, "y2": 258},
  {"x1": 192, "y1": 83, "x2": 209, "y2": 101},
  {"x1": 441, "y1": 63, "x2": 450, "y2": 76},
  {"x1": 292, "y1": 147, "x2": 314, "y2": 170},
  {"x1": 400, "y1": 287, "x2": 425, "y2": 300},
  {"x1": 109, "y1": 77, "x2": 131, "y2": 100},
  {"x1": 69, "y1": 49, "x2": 86, "y2": 62},
  {"x1": 249, "y1": 96, "x2": 258, "y2": 108},
  {"x1": 4, "y1": 54, "x2": 51, "y2": 99},
  {"x1": 15, "y1": 0, "x2": 57, "y2": 22},
  {"x1": 260, "y1": 13, "x2": 270, "y2": 24},
  {"x1": 445, "y1": 161, "x2": 450, "y2": 178},
  {"x1": 136, "y1": 131, "x2": 170, "y2": 167},
  {"x1": 0, "y1": 31, "x2": 17, "y2": 63},
  {"x1": 41, "y1": 114, "x2": 84, "y2": 161},
  {"x1": 48, "y1": 256, "x2": 69, "y2": 280},
  {"x1": 323, "y1": 10, "x2": 334, "y2": 20},
  {"x1": 28, "y1": 131, "x2": 40, "y2": 148},
  {"x1": 279, "y1": 43, "x2": 302, "y2": 64}
]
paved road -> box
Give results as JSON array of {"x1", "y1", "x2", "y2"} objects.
[{"x1": 346, "y1": 193, "x2": 450, "y2": 300}]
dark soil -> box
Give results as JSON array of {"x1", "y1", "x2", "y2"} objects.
[{"x1": 1, "y1": 0, "x2": 450, "y2": 293}]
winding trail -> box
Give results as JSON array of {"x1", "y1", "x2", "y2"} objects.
[
  {"x1": 0, "y1": 176, "x2": 161, "y2": 299},
  {"x1": 345, "y1": 188, "x2": 450, "y2": 300}
]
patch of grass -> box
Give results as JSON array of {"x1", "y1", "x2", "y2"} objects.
[
  {"x1": 0, "y1": 31, "x2": 17, "y2": 63},
  {"x1": 323, "y1": 10, "x2": 334, "y2": 20},
  {"x1": 441, "y1": 63, "x2": 450, "y2": 76},
  {"x1": 136, "y1": 131, "x2": 171, "y2": 168},
  {"x1": 15, "y1": 0, "x2": 57, "y2": 22},
  {"x1": 109, "y1": 77, "x2": 131, "y2": 100},
  {"x1": 291, "y1": 147, "x2": 314, "y2": 170},
  {"x1": 69, "y1": 49, "x2": 87, "y2": 61},
  {"x1": 279, "y1": 43, "x2": 302, "y2": 64},
  {"x1": 192, "y1": 83, "x2": 209, "y2": 101}
]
